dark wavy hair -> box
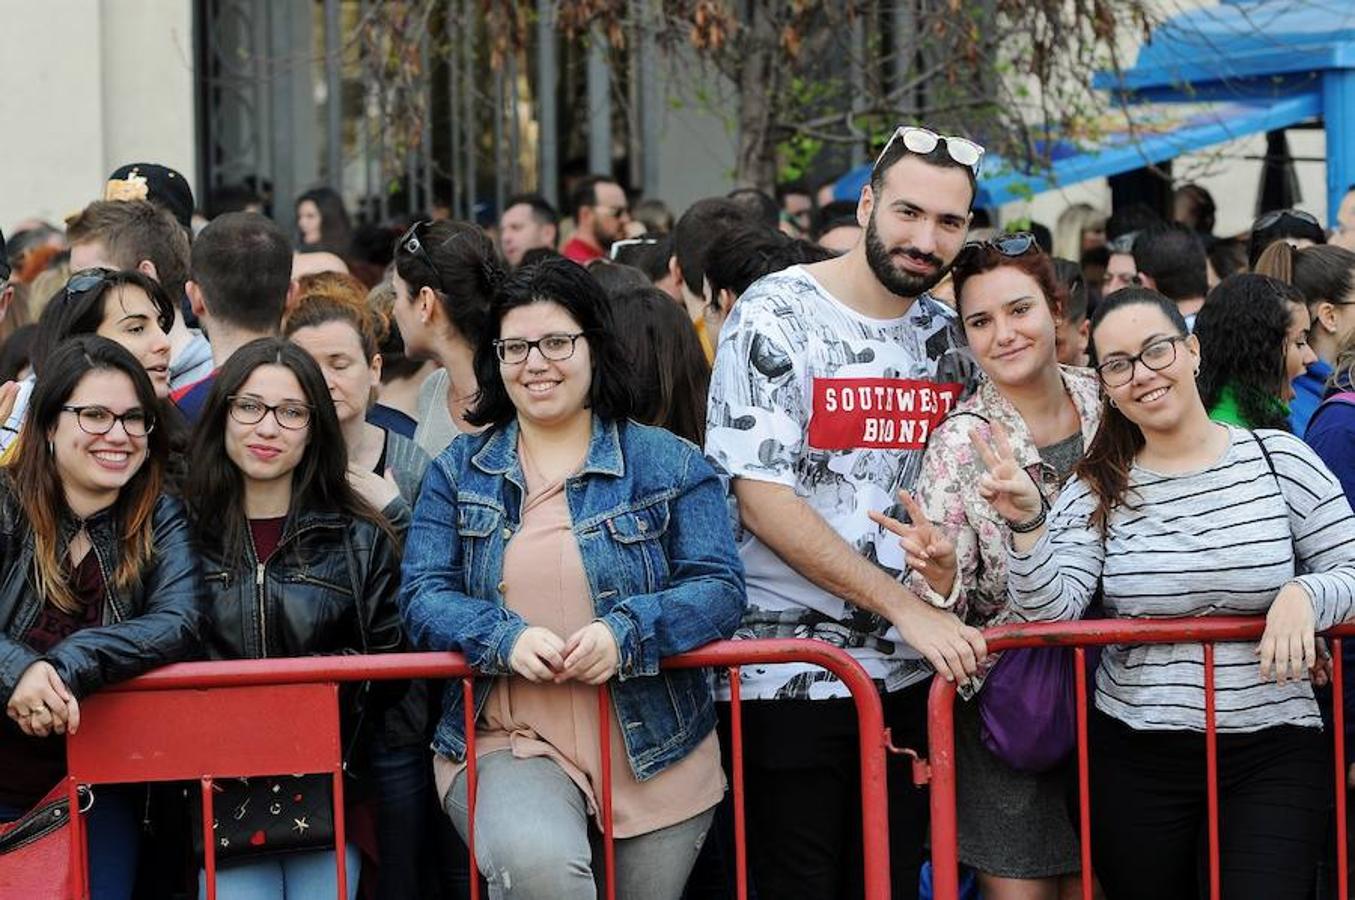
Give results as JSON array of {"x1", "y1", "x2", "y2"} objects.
[
  {"x1": 393, "y1": 221, "x2": 502, "y2": 348},
  {"x1": 184, "y1": 337, "x2": 392, "y2": 564},
  {"x1": 1075, "y1": 288, "x2": 1189, "y2": 533},
  {"x1": 609, "y1": 287, "x2": 709, "y2": 445},
  {"x1": 1194, "y1": 273, "x2": 1301, "y2": 431},
  {"x1": 32, "y1": 268, "x2": 175, "y2": 378},
  {"x1": 465, "y1": 258, "x2": 635, "y2": 429},
  {"x1": 12, "y1": 336, "x2": 167, "y2": 613},
  {"x1": 295, "y1": 186, "x2": 353, "y2": 255}
]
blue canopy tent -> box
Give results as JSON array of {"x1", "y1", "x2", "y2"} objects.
[{"x1": 832, "y1": 0, "x2": 1355, "y2": 223}]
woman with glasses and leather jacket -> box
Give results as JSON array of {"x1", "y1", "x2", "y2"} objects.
[
  {"x1": 402, "y1": 259, "x2": 745, "y2": 900},
  {"x1": 0, "y1": 336, "x2": 204, "y2": 900},
  {"x1": 389, "y1": 220, "x2": 501, "y2": 457},
  {"x1": 874, "y1": 235, "x2": 1097, "y2": 899},
  {"x1": 183, "y1": 338, "x2": 404, "y2": 899}
]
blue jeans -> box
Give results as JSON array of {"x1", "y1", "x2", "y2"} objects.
[
  {"x1": 197, "y1": 844, "x2": 361, "y2": 899},
  {"x1": 0, "y1": 783, "x2": 141, "y2": 900},
  {"x1": 446, "y1": 752, "x2": 715, "y2": 900}
]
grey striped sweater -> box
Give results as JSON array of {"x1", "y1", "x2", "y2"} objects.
[{"x1": 1008, "y1": 426, "x2": 1355, "y2": 733}]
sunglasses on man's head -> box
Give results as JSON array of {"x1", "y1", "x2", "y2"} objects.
[{"x1": 873, "y1": 126, "x2": 985, "y2": 178}]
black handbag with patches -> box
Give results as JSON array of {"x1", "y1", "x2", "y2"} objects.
[{"x1": 191, "y1": 774, "x2": 335, "y2": 862}]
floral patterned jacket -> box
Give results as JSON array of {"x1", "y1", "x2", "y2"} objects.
[{"x1": 907, "y1": 366, "x2": 1102, "y2": 633}]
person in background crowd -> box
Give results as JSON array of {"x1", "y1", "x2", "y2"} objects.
[
  {"x1": 185, "y1": 338, "x2": 404, "y2": 900},
  {"x1": 1333, "y1": 185, "x2": 1355, "y2": 251},
  {"x1": 706, "y1": 124, "x2": 988, "y2": 900},
  {"x1": 585, "y1": 259, "x2": 651, "y2": 298},
  {"x1": 1196, "y1": 273, "x2": 1315, "y2": 431},
  {"x1": 0, "y1": 336, "x2": 203, "y2": 900},
  {"x1": 875, "y1": 233, "x2": 1095, "y2": 900},
  {"x1": 348, "y1": 223, "x2": 399, "y2": 289},
  {"x1": 727, "y1": 188, "x2": 781, "y2": 232},
  {"x1": 813, "y1": 200, "x2": 864, "y2": 254},
  {"x1": 0, "y1": 228, "x2": 29, "y2": 352},
  {"x1": 1208, "y1": 238, "x2": 1249, "y2": 283},
  {"x1": 1254, "y1": 242, "x2": 1355, "y2": 435},
  {"x1": 400, "y1": 259, "x2": 744, "y2": 900},
  {"x1": 105, "y1": 163, "x2": 196, "y2": 232},
  {"x1": 702, "y1": 224, "x2": 832, "y2": 344},
  {"x1": 611, "y1": 233, "x2": 684, "y2": 302},
  {"x1": 672, "y1": 197, "x2": 753, "y2": 363},
  {"x1": 365, "y1": 280, "x2": 435, "y2": 441},
  {"x1": 1053, "y1": 203, "x2": 1106, "y2": 262},
  {"x1": 1100, "y1": 203, "x2": 1163, "y2": 298},
  {"x1": 1172, "y1": 183, "x2": 1217, "y2": 242},
  {"x1": 66, "y1": 201, "x2": 213, "y2": 391},
  {"x1": 24, "y1": 258, "x2": 67, "y2": 323},
  {"x1": 562, "y1": 175, "x2": 630, "y2": 264},
  {"x1": 609, "y1": 286, "x2": 710, "y2": 446},
  {"x1": 982, "y1": 285, "x2": 1355, "y2": 899},
  {"x1": 632, "y1": 197, "x2": 674, "y2": 235},
  {"x1": 207, "y1": 183, "x2": 266, "y2": 220},
  {"x1": 391, "y1": 221, "x2": 498, "y2": 457},
  {"x1": 499, "y1": 194, "x2": 559, "y2": 268},
  {"x1": 777, "y1": 182, "x2": 815, "y2": 238},
  {"x1": 295, "y1": 186, "x2": 354, "y2": 257},
  {"x1": 1052, "y1": 257, "x2": 1092, "y2": 366},
  {"x1": 284, "y1": 290, "x2": 430, "y2": 509},
  {"x1": 1247, "y1": 208, "x2": 1326, "y2": 268},
  {"x1": 1132, "y1": 223, "x2": 1209, "y2": 331},
  {"x1": 0, "y1": 324, "x2": 36, "y2": 383},
  {"x1": 175, "y1": 212, "x2": 294, "y2": 421}
]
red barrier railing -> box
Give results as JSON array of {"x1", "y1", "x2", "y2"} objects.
[
  {"x1": 59, "y1": 638, "x2": 894, "y2": 900},
  {"x1": 926, "y1": 618, "x2": 1355, "y2": 900}
]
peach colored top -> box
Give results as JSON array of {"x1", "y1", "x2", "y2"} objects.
[{"x1": 434, "y1": 448, "x2": 723, "y2": 838}]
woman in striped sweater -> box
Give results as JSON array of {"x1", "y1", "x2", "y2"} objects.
[{"x1": 974, "y1": 287, "x2": 1355, "y2": 899}]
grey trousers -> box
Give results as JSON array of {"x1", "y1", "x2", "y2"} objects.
[{"x1": 446, "y1": 752, "x2": 715, "y2": 900}]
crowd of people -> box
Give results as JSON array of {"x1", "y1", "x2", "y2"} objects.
[{"x1": 2, "y1": 132, "x2": 1355, "y2": 900}]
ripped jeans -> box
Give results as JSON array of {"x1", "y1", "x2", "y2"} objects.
[{"x1": 445, "y1": 752, "x2": 714, "y2": 900}]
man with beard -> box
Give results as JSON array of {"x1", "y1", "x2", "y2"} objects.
[
  {"x1": 705, "y1": 126, "x2": 987, "y2": 900},
  {"x1": 561, "y1": 175, "x2": 631, "y2": 264}
]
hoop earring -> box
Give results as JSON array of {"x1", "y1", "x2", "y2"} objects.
[{"x1": 1108, "y1": 397, "x2": 1118, "y2": 409}]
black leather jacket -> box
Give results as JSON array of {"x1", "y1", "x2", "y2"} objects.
[
  {"x1": 0, "y1": 489, "x2": 205, "y2": 702},
  {"x1": 197, "y1": 509, "x2": 403, "y2": 663}
]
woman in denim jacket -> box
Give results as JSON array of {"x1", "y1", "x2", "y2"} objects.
[{"x1": 401, "y1": 259, "x2": 745, "y2": 900}]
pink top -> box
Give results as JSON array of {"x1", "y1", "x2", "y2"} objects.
[{"x1": 434, "y1": 446, "x2": 723, "y2": 838}]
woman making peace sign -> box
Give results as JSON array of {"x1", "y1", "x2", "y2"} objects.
[
  {"x1": 976, "y1": 286, "x2": 1355, "y2": 899},
  {"x1": 872, "y1": 236, "x2": 1096, "y2": 898}
]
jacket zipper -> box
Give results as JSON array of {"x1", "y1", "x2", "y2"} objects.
[
  {"x1": 244, "y1": 526, "x2": 268, "y2": 658},
  {"x1": 87, "y1": 537, "x2": 123, "y2": 625}
]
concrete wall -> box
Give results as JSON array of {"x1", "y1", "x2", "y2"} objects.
[{"x1": 0, "y1": 0, "x2": 196, "y2": 232}]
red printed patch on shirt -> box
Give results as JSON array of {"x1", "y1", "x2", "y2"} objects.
[{"x1": 808, "y1": 378, "x2": 962, "y2": 450}]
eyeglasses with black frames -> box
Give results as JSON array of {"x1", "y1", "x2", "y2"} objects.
[{"x1": 493, "y1": 332, "x2": 587, "y2": 365}]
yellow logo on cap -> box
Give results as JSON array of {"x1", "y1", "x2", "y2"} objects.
[{"x1": 105, "y1": 169, "x2": 150, "y2": 203}]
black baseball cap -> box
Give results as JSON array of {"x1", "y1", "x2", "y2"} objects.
[{"x1": 105, "y1": 163, "x2": 196, "y2": 229}]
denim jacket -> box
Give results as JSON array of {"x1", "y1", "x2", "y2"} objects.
[{"x1": 401, "y1": 416, "x2": 746, "y2": 781}]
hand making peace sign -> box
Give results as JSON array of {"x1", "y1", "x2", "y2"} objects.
[
  {"x1": 869, "y1": 490, "x2": 958, "y2": 600},
  {"x1": 969, "y1": 422, "x2": 1044, "y2": 527}
]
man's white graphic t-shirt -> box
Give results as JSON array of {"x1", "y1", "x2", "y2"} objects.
[{"x1": 705, "y1": 265, "x2": 976, "y2": 700}]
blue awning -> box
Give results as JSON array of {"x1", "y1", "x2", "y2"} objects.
[{"x1": 832, "y1": 93, "x2": 1322, "y2": 209}]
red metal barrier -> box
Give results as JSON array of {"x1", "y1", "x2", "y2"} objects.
[
  {"x1": 926, "y1": 617, "x2": 1355, "y2": 900},
  {"x1": 59, "y1": 638, "x2": 893, "y2": 900}
]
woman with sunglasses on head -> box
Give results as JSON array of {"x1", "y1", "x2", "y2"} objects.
[
  {"x1": 390, "y1": 221, "x2": 501, "y2": 457},
  {"x1": 0, "y1": 335, "x2": 204, "y2": 900},
  {"x1": 872, "y1": 234, "x2": 1096, "y2": 899},
  {"x1": 973, "y1": 286, "x2": 1355, "y2": 899},
  {"x1": 1, "y1": 268, "x2": 186, "y2": 462},
  {"x1": 401, "y1": 259, "x2": 745, "y2": 900},
  {"x1": 183, "y1": 338, "x2": 404, "y2": 899},
  {"x1": 1194, "y1": 273, "x2": 1316, "y2": 432}
]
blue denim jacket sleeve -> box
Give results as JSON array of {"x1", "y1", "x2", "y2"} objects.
[
  {"x1": 400, "y1": 456, "x2": 528, "y2": 673},
  {"x1": 597, "y1": 448, "x2": 746, "y2": 680}
]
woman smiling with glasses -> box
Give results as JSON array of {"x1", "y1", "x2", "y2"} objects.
[
  {"x1": 401, "y1": 259, "x2": 745, "y2": 899},
  {"x1": 183, "y1": 338, "x2": 404, "y2": 899},
  {"x1": 973, "y1": 286, "x2": 1355, "y2": 899},
  {"x1": 0, "y1": 336, "x2": 203, "y2": 900}
]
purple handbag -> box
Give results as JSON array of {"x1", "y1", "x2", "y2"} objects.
[{"x1": 977, "y1": 646, "x2": 1088, "y2": 773}]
